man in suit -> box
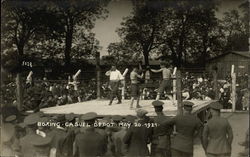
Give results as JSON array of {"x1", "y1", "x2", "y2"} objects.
[
  {"x1": 74, "y1": 112, "x2": 107, "y2": 157},
  {"x1": 151, "y1": 100, "x2": 173, "y2": 157},
  {"x1": 162, "y1": 101, "x2": 203, "y2": 157},
  {"x1": 202, "y1": 101, "x2": 233, "y2": 157}
]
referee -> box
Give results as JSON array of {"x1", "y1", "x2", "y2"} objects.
[{"x1": 105, "y1": 65, "x2": 124, "y2": 105}]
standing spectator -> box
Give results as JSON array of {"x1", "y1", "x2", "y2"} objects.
[
  {"x1": 105, "y1": 65, "x2": 124, "y2": 105},
  {"x1": 238, "y1": 128, "x2": 249, "y2": 157},
  {"x1": 74, "y1": 112, "x2": 107, "y2": 157},
  {"x1": 242, "y1": 89, "x2": 249, "y2": 111},
  {"x1": 123, "y1": 109, "x2": 152, "y2": 156},
  {"x1": 162, "y1": 101, "x2": 203, "y2": 157},
  {"x1": 202, "y1": 101, "x2": 233, "y2": 157},
  {"x1": 151, "y1": 100, "x2": 173, "y2": 157}
]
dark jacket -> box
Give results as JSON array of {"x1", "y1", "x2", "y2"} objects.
[
  {"x1": 202, "y1": 116, "x2": 233, "y2": 154},
  {"x1": 123, "y1": 120, "x2": 152, "y2": 156},
  {"x1": 47, "y1": 127, "x2": 67, "y2": 157},
  {"x1": 152, "y1": 113, "x2": 173, "y2": 150},
  {"x1": 74, "y1": 127, "x2": 107, "y2": 157},
  {"x1": 163, "y1": 114, "x2": 202, "y2": 154}
]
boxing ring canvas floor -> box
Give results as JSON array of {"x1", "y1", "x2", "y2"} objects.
[{"x1": 41, "y1": 100, "x2": 214, "y2": 116}]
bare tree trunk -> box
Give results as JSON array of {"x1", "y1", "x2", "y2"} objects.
[
  {"x1": 176, "y1": 70, "x2": 183, "y2": 115},
  {"x1": 96, "y1": 52, "x2": 101, "y2": 99},
  {"x1": 16, "y1": 73, "x2": 23, "y2": 111},
  {"x1": 143, "y1": 51, "x2": 149, "y2": 66},
  {"x1": 64, "y1": 19, "x2": 74, "y2": 66},
  {"x1": 213, "y1": 70, "x2": 219, "y2": 99}
]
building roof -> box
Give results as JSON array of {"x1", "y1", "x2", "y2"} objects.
[
  {"x1": 232, "y1": 51, "x2": 250, "y2": 58},
  {"x1": 87, "y1": 59, "x2": 161, "y2": 66},
  {"x1": 208, "y1": 51, "x2": 250, "y2": 61}
]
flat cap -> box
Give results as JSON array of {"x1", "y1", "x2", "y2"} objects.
[
  {"x1": 30, "y1": 135, "x2": 52, "y2": 146},
  {"x1": 136, "y1": 109, "x2": 148, "y2": 118},
  {"x1": 1, "y1": 106, "x2": 18, "y2": 122},
  {"x1": 98, "y1": 118, "x2": 109, "y2": 124},
  {"x1": 65, "y1": 113, "x2": 76, "y2": 122},
  {"x1": 24, "y1": 113, "x2": 41, "y2": 125},
  {"x1": 183, "y1": 101, "x2": 194, "y2": 107},
  {"x1": 5, "y1": 115, "x2": 17, "y2": 122},
  {"x1": 81, "y1": 112, "x2": 97, "y2": 121},
  {"x1": 125, "y1": 115, "x2": 136, "y2": 123},
  {"x1": 102, "y1": 116, "x2": 111, "y2": 123},
  {"x1": 112, "y1": 115, "x2": 123, "y2": 122},
  {"x1": 152, "y1": 100, "x2": 164, "y2": 107},
  {"x1": 209, "y1": 101, "x2": 223, "y2": 110},
  {"x1": 52, "y1": 114, "x2": 65, "y2": 122}
]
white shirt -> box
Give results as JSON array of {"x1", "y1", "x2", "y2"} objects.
[{"x1": 106, "y1": 70, "x2": 124, "y2": 81}]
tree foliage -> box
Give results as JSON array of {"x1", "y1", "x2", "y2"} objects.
[
  {"x1": 108, "y1": 0, "x2": 248, "y2": 67},
  {"x1": 2, "y1": 0, "x2": 109, "y2": 71}
]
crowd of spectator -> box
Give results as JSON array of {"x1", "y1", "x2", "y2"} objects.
[{"x1": 1, "y1": 72, "x2": 248, "y2": 111}]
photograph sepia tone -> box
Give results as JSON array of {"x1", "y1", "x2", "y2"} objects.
[{"x1": 1, "y1": 0, "x2": 249, "y2": 157}]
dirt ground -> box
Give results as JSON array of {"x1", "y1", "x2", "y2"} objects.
[{"x1": 194, "y1": 112, "x2": 249, "y2": 157}]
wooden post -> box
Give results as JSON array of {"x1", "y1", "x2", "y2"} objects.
[
  {"x1": 16, "y1": 73, "x2": 23, "y2": 111},
  {"x1": 231, "y1": 65, "x2": 236, "y2": 112},
  {"x1": 96, "y1": 52, "x2": 101, "y2": 100},
  {"x1": 213, "y1": 70, "x2": 219, "y2": 100},
  {"x1": 231, "y1": 73, "x2": 236, "y2": 112},
  {"x1": 173, "y1": 67, "x2": 177, "y2": 101},
  {"x1": 122, "y1": 68, "x2": 128, "y2": 100},
  {"x1": 176, "y1": 70, "x2": 183, "y2": 115},
  {"x1": 121, "y1": 80, "x2": 126, "y2": 100}
]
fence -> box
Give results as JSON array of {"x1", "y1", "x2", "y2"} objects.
[{"x1": 1, "y1": 66, "x2": 249, "y2": 112}]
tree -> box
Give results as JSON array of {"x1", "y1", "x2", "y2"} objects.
[
  {"x1": 1, "y1": 0, "x2": 56, "y2": 110},
  {"x1": 48, "y1": 0, "x2": 109, "y2": 66},
  {"x1": 116, "y1": 0, "x2": 167, "y2": 66},
  {"x1": 220, "y1": 9, "x2": 249, "y2": 51},
  {"x1": 1, "y1": 0, "x2": 60, "y2": 57},
  {"x1": 111, "y1": 0, "x2": 219, "y2": 67},
  {"x1": 107, "y1": 42, "x2": 143, "y2": 65}
]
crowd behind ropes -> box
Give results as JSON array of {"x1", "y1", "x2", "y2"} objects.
[
  {"x1": 1, "y1": 100, "x2": 249, "y2": 157},
  {"x1": 1, "y1": 70, "x2": 249, "y2": 111}
]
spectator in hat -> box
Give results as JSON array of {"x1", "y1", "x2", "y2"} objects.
[
  {"x1": 58, "y1": 113, "x2": 78, "y2": 157},
  {"x1": 1, "y1": 113, "x2": 19, "y2": 157},
  {"x1": 238, "y1": 128, "x2": 249, "y2": 157},
  {"x1": 30, "y1": 134, "x2": 52, "y2": 157},
  {"x1": 74, "y1": 112, "x2": 107, "y2": 157},
  {"x1": 135, "y1": 108, "x2": 151, "y2": 124},
  {"x1": 123, "y1": 109, "x2": 152, "y2": 156},
  {"x1": 151, "y1": 100, "x2": 173, "y2": 157},
  {"x1": 202, "y1": 101, "x2": 233, "y2": 157},
  {"x1": 46, "y1": 114, "x2": 68, "y2": 157},
  {"x1": 107, "y1": 115, "x2": 124, "y2": 156},
  {"x1": 111, "y1": 116, "x2": 129, "y2": 156},
  {"x1": 162, "y1": 101, "x2": 203, "y2": 157},
  {"x1": 19, "y1": 113, "x2": 53, "y2": 157}
]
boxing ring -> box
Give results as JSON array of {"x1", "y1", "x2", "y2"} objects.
[{"x1": 40, "y1": 100, "x2": 215, "y2": 116}]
